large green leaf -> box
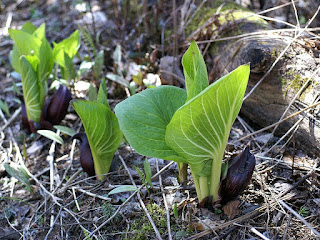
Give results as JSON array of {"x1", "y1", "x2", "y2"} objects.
[
  {"x1": 19, "y1": 56, "x2": 42, "y2": 122},
  {"x1": 9, "y1": 23, "x2": 53, "y2": 108},
  {"x1": 53, "y1": 30, "x2": 80, "y2": 69},
  {"x1": 182, "y1": 41, "x2": 208, "y2": 101},
  {"x1": 38, "y1": 33, "x2": 53, "y2": 82},
  {"x1": 71, "y1": 100, "x2": 122, "y2": 180},
  {"x1": 114, "y1": 86, "x2": 186, "y2": 162},
  {"x1": 166, "y1": 64, "x2": 250, "y2": 176},
  {"x1": 8, "y1": 29, "x2": 41, "y2": 73}
]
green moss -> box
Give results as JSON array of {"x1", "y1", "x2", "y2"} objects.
[
  {"x1": 271, "y1": 48, "x2": 278, "y2": 58},
  {"x1": 281, "y1": 70, "x2": 311, "y2": 99},
  {"x1": 126, "y1": 203, "x2": 167, "y2": 240}
]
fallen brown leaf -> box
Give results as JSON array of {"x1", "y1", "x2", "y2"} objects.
[{"x1": 223, "y1": 200, "x2": 240, "y2": 219}]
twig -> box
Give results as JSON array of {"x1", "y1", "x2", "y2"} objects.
[
  {"x1": 90, "y1": 160, "x2": 174, "y2": 237},
  {"x1": 44, "y1": 207, "x2": 62, "y2": 240},
  {"x1": 72, "y1": 187, "x2": 81, "y2": 211},
  {"x1": 195, "y1": 27, "x2": 320, "y2": 46},
  {"x1": 48, "y1": 130, "x2": 59, "y2": 228},
  {"x1": 0, "y1": 107, "x2": 21, "y2": 132},
  {"x1": 186, "y1": 166, "x2": 316, "y2": 240},
  {"x1": 143, "y1": 0, "x2": 149, "y2": 35},
  {"x1": 278, "y1": 200, "x2": 320, "y2": 237},
  {"x1": 233, "y1": 101, "x2": 320, "y2": 143},
  {"x1": 250, "y1": 226, "x2": 270, "y2": 240},
  {"x1": 118, "y1": 153, "x2": 163, "y2": 240},
  {"x1": 73, "y1": 186, "x2": 112, "y2": 202},
  {"x1": 55, "y1": 139, "x2": 79, "y2": 194},
  {"x1": 12, "y1": 141, "x2": 93, "y2": 236},
  {"x1": 159, "y1": 70, "x2": 185, "y2": 85},
  {"x1": 265, "y1": 118, "x2": 301, "y2": 154},
  {"x1": 244, "y1": 5, "x2": 320, "y2": 101},
  {"x1": 184, "y1": 0, "x2": 207, "y2": 33},
  {"x1": 156, "y1": 159, "x2": 172, "y2": 240},
  {"x1": 270, "y1": 67, "x2": 320, "y2": 138}
]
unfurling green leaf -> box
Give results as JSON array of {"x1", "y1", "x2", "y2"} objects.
[
  {"x1": 53, "y1": 30, "x2": 80, "y2": 80},
  {"x1": 53, "y1": 30, "x2": 80, "y2": 68},
  {"x1": 71, "y1": 79, "x2": 122, "y2": 180},
  {"x1": 144, "y1": 158, "x2": 153, "y2": 188},
  {"x1": 182, "y1": 41, "x2": 208, "y2": 101},
  {"x1": 9, "y1": 22, "x2": 53, "y2": 127},
  {"x1": 19, "y1": 56, "x2": 42, "y2": 122},
  {"x1": 97, "y1": 77, "x2": 109, "y2": 108},
  {"x1": 173, "y1": 203, "x2": 178, "y2": 219},
  {"x1": 166, "y1": 64, "x2": 250, "y2": 176}
]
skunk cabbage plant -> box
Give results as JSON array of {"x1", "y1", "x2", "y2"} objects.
[
  {"x1": 9, "y1": 22, "x2": 54, "y2": 128},
  {"x1": 71, "y1": 78, "x2": 122, "y2": 180},
  {"x1": 53, "y1": 30, "x2": 80, "y2": 81},
  {"x1": 9, "y1": 22, "x2": 75, "y2": 132},
  {"x1": 115, "y1": 41, "x2": 251, "y2": 203}
]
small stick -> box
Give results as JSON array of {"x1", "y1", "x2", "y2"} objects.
[
  {"x1": 44, "y1": 207, "x2": 62, "y2": 240},
  {"x1": 0, "y1": 107, "x2": 21, "y2": 132},
  {"x1": 278, "y1": 200, "x2": 320, "y2": 237},
  {"x1": 72, "y1": 187, "x2": 80, "y2": 211},
  {"x1": 73, "y1": 186, "x2": 112, "y2": 202},
  {"x1": 233, "y1": 102, "x2": 320, "y2": 143},
  {"x1": 156, "y1": 159, "x2": 172, "y2": 240},
  {"x1": 48, "y1": 130, "x2": 60, "y2": 228},
  {"x1": 119, "y1": 154, "x2": 163, "y2": 240},
  {"x1": 250, "y1": 226, "x2": 271, "y2": 240}
]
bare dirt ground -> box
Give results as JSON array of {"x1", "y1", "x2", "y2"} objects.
[{"x1": 0, "y1": 0, "x2": 320, "y2": 239}]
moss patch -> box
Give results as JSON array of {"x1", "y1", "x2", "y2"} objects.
[
  {"x1": 281, "y1": 70, "x2": 312, "y2": 99},
  {"x1": 126, "y1": 203, "x2": 167, "y2": 240}
]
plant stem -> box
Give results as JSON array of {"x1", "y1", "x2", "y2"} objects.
[
  {"x1": 199, "y1": 176, "x2": 209, "y2": 201},
  {"x1": 210, "y1": 158, "x2": 222, "y2": 201},
  {"x1": 190, "y1": 157, "x2": 223, "y2": 203}
]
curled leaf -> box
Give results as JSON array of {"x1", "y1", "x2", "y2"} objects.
[
  {"x1": 220, "y1": 147, "x2": 256, "y2": 203},
  {"x1": 70, "y1": 132, "x2": 95, "y2": 177}
]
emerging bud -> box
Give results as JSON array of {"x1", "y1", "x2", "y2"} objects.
[
  {"x1": 45, "y1": 84, "x2": 72, "y2": 125},
  {"x1": 21, "y1": 85, "x2": 72, "y2": 132},
  {"x1": 220, "y1": 147, "x2": 256, "y2": 203},
  {"x1": 70, "y1": 132, "x2": 95, "y2": 177}
]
